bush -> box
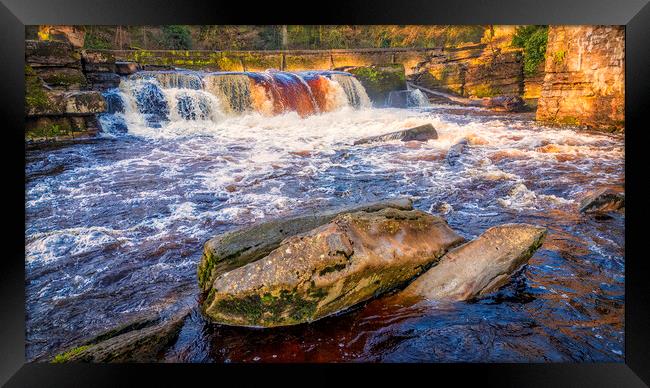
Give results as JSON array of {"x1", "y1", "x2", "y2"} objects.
[
  {"x1": 512, "y1": 25, "x2": 548, "y2": 76},
  {"x1": 84, "y1": 31, "x2": 112, "y2": 50},
  {"x1": 162, "y1": 25, "x2": 192, "y2": 50}
]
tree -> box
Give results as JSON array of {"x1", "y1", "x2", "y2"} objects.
[{"x1": 162, "y1": 25, "x2": 192, "y2": 50}]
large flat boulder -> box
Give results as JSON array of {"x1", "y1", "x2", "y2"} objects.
[
  {"x1": 399, "y1": 224, "x2": 546, "y2": 301},
  {"x1": 50, "y1": 308, "x2": 190, "y2": 363},
  {"x1": 197, "y1": 198, "x2": 414, "y2": 295},
  {"x1": 201, "y1": 208, "x2": 464, "y2": 327},
  {"x1": 353, "y1": 124, "x2": 438, "y2": 145}
]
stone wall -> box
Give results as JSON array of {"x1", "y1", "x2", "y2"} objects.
[
  {"x1": 93, "y1": 48, "x2": 440, "y2": 74},
  {"x1": 408, "y1": 43, "x2": 524, "y2": 99},
  {"x1": 536, "y1": 26, "x2": 624, "y2": 132},
  {"x1": 25, "y1": 40, "x2": 107, "y2": 141}
]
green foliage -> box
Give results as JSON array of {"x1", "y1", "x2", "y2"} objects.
[
  {"x1": 83, "y1": 31, "x2": 112, "y2": 49},
  {"x1": 512, "y1": 25, "x2": 548, "y2": 76},
  {"x1": 72, "y1": 25, "x2": 488, "y2": 50},
  {"x1": 162, "y1": 25, "x2": 192, "y2": 50},
  {"x1": 25, "y1": 66, "x2": 50, "y2": 113},
  {"x1": 554, "y1": 50, "x2": 566, "y2": 65}
]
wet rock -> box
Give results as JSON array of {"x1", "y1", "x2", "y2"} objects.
[
  {"x1": 446, "y1": 138, "x2": 469, "y2": 166},
  {"x1": 26, "y1": 90, "x2": 107, "y2": 117},
  {"x1": 81, "y1": 50, "x2": 117, "y2": 73},
  {"x1": 201, "y1": 208, "x2": 464, "y2": 327},
  {"x1": 346, "y1": 64, "x2": 407, "y2": 106},
  {"x1": 116, "y1": 61, "x2": 140, "y2": 75},
  {"x1": 386, "y1": 90, "x2": 409, "y2": 108},
  {"x1": 197, "y1": 198, "x2": 414, "y2": 295},
  {"x1": 353, "y1": 124, "x2": 438, "y2": 145},
  {"x1": 578, "y1": 188, "x2": 625, "y2": 214},
  {"x1": 51, "y1": 308, "x2": 190, "y2": 363},
  {"x1": 25, "y1": 40, "x2": 81, "y2": 68},
  {"x1": 399, "y1": 224, "x2": 546, "y2": 301},
  {"x1": 33, "y1": 67, "x2": 87, "y2": 90},
  {"x1": 86, "y1": 72, "x2": 122, "y2": 91},
  {"x1": 481, "y1": 95, "x2": 527, "y2": 112}
]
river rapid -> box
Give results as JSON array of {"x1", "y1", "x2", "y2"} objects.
[{"x1": 25, "y1": 71, "x2": 624, "y2": 362}]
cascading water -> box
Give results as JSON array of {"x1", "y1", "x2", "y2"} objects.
[
  {"x1": 99, "y1": 70, "x2": 372, "y2": 134},
  {"x1": 407, "y1": 89, "x2": 430, "y2": 107},
  {"x1": 329, "y1": 73, "x2": 372, "y2": 109}
]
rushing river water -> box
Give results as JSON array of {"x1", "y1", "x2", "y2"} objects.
[{"x1": 25, "y1": 70, "x2": 624, "y2": 363}]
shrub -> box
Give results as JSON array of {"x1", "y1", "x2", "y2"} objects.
[
  {"x1": 512, "y1": 25, "x2": 548, "y2": 76},
  {"x1": 162, "y1": 25, "x2": 192, "y2": 50}
]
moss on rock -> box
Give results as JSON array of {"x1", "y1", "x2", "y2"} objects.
[
  {"x1": 25, "y1": 65, "x2": 52, "y2": 115},
  {"x1": 51, "y1": 345, "x2": 91, "y2": 364},
  {"x1": 347, "y1": 64, "x2": 407, "y2": 105}
]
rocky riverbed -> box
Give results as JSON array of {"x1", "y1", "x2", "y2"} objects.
[{"x1": 26, "y1": 102, "x2": 624, "y2": 362}]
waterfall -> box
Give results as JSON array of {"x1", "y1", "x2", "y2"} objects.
[
  {"x1": 407, "y1": 89, "x2": 431, "y2": 107},
  {"x1": 98, "y1": 69, "x2": 373, "y2": 134},
  {"x1": 329, "y1": 73, "x2": 372, "y2": 109},
  {"x1": 131, "y1": 71, "x2": 203, "y2": 90},
  {"x1": 203, "y1": 74, "x2": 253, "y2": 114}
]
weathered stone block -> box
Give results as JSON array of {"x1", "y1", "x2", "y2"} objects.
[
  {"x1": 25, "y1": 40, "x2": 81, "y2": 68},
  {"x1": 536, "y1": 26, "x2": 624, "y2": 131}
]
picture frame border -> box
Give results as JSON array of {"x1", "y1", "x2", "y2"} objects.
[{"x1": 1, "y1": 0, "x2": 648, "y2": 386}]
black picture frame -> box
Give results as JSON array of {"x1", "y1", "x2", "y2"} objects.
[{"x1": 1, "y1": 0, "x2": 648, "y2": 386}]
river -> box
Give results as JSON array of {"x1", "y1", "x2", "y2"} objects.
[{"x1": 25, "y1": 70, "x2": 624, "y2": 362}]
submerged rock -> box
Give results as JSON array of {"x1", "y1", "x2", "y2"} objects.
[
  {"x1": 481, "y1": 95, "x2": 527, "y2": 112},
  {"x1": 50, "y1": 308, "x2": 190, "y2": 363},
  {"x1": 201, "y1": 208, "x2": 464, "y2": 327},
  {"x1": 353, "y1": 124, "x2": 438, "y2": 145},
  {"x1": 578, "y1": 188, "x2": 625, "y2": 214},
  {"x1": 446, "y1": 138, "x2": 469, "y2": 166},
  {"x1": 399, "y1": 224, "x2": 546, "y2": 301},
  {"x1": 197, "y1": 198, "x2": 414, "y2": 295}
]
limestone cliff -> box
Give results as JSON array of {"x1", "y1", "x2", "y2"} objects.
[
  {"x1": 536, "y1": 26, "x2": 624, "y2": 132},
  {"x1": 409, "y1": 43, "x2": 524, "y2": 99}
]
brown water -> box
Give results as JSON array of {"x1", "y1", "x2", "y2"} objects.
[{"x1": 25, "y1": 102, "x2": 624, "y2": 362}]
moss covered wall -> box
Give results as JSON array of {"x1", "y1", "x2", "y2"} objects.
[{"x1": 92, "y1": 48, "x2": 439, "y2": 73}]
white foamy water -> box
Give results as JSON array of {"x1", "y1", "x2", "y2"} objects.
[{"x1": 25, "y1": 75, "x2": 624, "y2": 363}]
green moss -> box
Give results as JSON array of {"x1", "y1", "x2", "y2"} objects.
[
  {"x1": 44, "y1": 72, "x2": 87, "y2": 88},
  {"x1": 197, "y1": 252, "x2": 215, "y2": 291},
  {"x1": 469, "y1": 84, "x2": 499, "y2": 98},
  {"x1": 558, "y1": 115, "x2": 579, "y2": 126},
  {"x1": 213, "y1": 289, "x2": 319, "y2": 326},
  {"x1": 25, "y1": 65, "x2": 51, "y2": 113},
  {"x1": 348, "y1": 64, "x2": 406, "y2": 103},
  {"x1": 553, "y1": 50, "x2": 566, "y2": 65},
  {"x1": 51, "y1": 345, "x2": 90, "y2": 363}
]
